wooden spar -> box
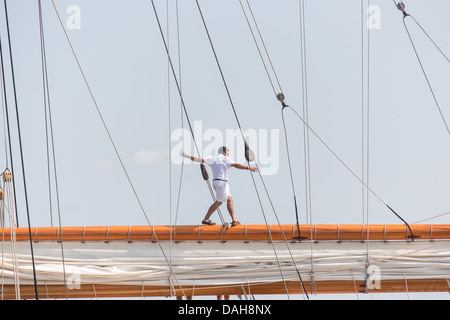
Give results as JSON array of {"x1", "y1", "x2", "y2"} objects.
[
  {"x1": 0, "y1": 224, "x2": 449, "y2": 242},
  {"x1": 0, "y1": 224, "x2": 448, "y2": 299},
  {"x1": 1, "y1": 279, "x2": 448, "y2": 299}
]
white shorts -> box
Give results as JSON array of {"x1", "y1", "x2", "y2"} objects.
[{"x1": 212, "y1": 180, "x2": 231, "y2": 203}]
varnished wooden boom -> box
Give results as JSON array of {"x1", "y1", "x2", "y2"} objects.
[{"x1": 1, "y1": 224, "x2": 449, "y2": 242}]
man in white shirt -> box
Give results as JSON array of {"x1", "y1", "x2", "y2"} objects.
[{"x1": 182, "y1": 146, "x2": 257, "y2": 226}]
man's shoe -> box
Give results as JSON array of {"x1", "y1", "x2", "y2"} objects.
[
  {"x1": 202, "y1": 219, "x2": 216, "y2": 225},
  {"x1": 231, "y1": 220, "x2": 241, "y2": 227}
]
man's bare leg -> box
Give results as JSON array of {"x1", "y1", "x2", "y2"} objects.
[
  {"x1": 227, "y1": 196, "x2": 238, "y2": 223},
  {"x1": 203, "y1": 201, "x2": 222, "y2": 222}
]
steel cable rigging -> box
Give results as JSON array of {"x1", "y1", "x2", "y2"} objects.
[
  {"x1": 37, "y1": 0, "x2": 68, "y2": 299},
  {"x1": 148, "y1": 0, "x2": 228, "y2": 229},
  {"x1": 50, "y1": 0, "x2": 188, "y2": 298},
  {"x1": 194, "y1": 0, "x2": 309, "y2": 300},
  {"x1": 1, "y1": 0, "x2": 39, "y2": 299},
  {"x1": 236, "y1": 0, "x2": 417, "y2": 241},
  {"x1": 394, "y1": 0, "x2": 450, "y2": 136}
]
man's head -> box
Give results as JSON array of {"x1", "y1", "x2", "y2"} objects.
[{"x1": 218, "y1": 146, "x2": 229, "y2": 156}]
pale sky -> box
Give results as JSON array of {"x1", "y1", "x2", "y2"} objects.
[{"x1": 1, "y1": 0, "x2": 449, "y2": 299}]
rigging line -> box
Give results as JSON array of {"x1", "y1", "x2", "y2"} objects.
[
  {"x1": 39, "y1": 3, "x2": 53, "y2": 228},
  {"x1": 297, "y1": 0, "x2": 312, "y2": 236},
  {"x1": 150, "y1": 0, "x2": 209, "y2": 158},
  {"x1": 251, "y1": 159, "x2": 309, "y2": 300},
  {"x1": 402, "y1": 17, "x2": 450, "y2": 135},
  {"x1": 299, "y1": 0, "x2": 312, "y2": 232},
  {"x1": 195, "y1": 0, "x2": 309, "y2": 299},
  {"x1": 3, "y1": 0, "x2": 39, "y2": 299},
  {"x1": 239, "y1": 0, "x2": 311, "y2": 246},
  {"x1": 245, "y1": 163, "x2": 291, "y2": 299},
  {"x1": 237, "y1": 0, "x2": 277, "y2": 96},
  {"x1": 360, "y1": 0, "x2": 366, "y2": 237},
  {"x1": 37, "y1": 0, "x2": 68, "y2": 299},
  {"x1": 396, "y1": 7, "x2": 450, "y2": 135},
  {"x1": 239, "y1": 0, "x2": 313, "y2": 244},
  {"x1": 240, "y1": 0, "x2": 312, "y2": 243},
  {"x1": 4, "y1": 173, "x2": 20, "y2": 298},
  {"x1": 196, "y1": 0, "x2": 295, "y2": 296},
  {"x1": 248, "y1": 0, "x2": 313, "y2": 293},
  {"x1": 281, "y1": 107, "x2": 300, "y2": 232},
  {"x1": 1, "y1": 52, "x2": 8, "y2": 168},
  {"x1": 166, "y1": 0, "x2": 173, "y2": 282},
  {"x1": 299, "y1": 0, "x2": 315, "y2": 295},
  {"x1": 359, "y1": 1, "x2": 372, "y2": 293},
  {"x1": 0, "y1": 27, "x2": 19, "y2": 227},
  {"x1": 1, "y1": 184, "x2": 4, "y2": 300},
  {"x1": 174, "y1": 0, "x2": 184, "y2": 231},
  {"x1": 406, "y1": 15, "x2": 450, "y2": 64},
  {"x1": 50, "y1": 0, "x2": 187, "y2": 298},
  {"x1": 194, "y1": 0, "x2": 245, "y2": 135},
  {"x1": 280, "y1": 109, "x2": 310, "y2": 297},
  {"x1": 365, "y1": 0, "x2": 371, "y2": 268},
  {"x1": 149, "y1": 0, "x2": 225, "y2": 228},
  {"x1": 239, "y1": 0, "x2": 312, "y2": 256},
  {"x1": 412, "y1": 210, "x2": 450, "y2": 224},
  {"x1": 281, "y1": 104, "x2": 416, "y2": 240},
  {"x1": 244, "y1": 0, "x2": 284, "y2": 95},
  {"x1": 241, "y1": 0, "x2": 311, "y2": 243}
]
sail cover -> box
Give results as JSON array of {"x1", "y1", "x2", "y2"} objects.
[{"x1": 0, "y1": 224, "x2": 449, "y2": 298}]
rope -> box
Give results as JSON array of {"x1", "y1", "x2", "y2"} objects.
[
  {"x1": 50, "y1": 0, "x2": 187, "y2": 298},
  {"x1": 173, "y1": 0, "x2": 184, "y2": 232},
  {"x1": 149, "y1": 0, "x2": 226, "y2": 228},
  {"x1": 403, "y1": 268, "x2": 410, "y2": 300},
  {"x1": 298, "y1": 0, "x2": 313, "y2": 233},
  {"x1": 239, "y1": 0, "x2": 315, "y2": 295},
  {"x1": 363, "y1": 0, "x2": 371, "y2": 280},
  {"x1": 1, "y1": 181, "x2": 5, "y2": 299},
  {"x1": 281, "y1": 104, "x2": 416, "y2": 239},
  {"x1": 194, "y1": 0, "x2": 310, "y2": 300},
  {"x1": 2, "y1": 0, "x2": 39, "y2": 299},
  {"x1": 238, "y1": 0, "x2": 312, "y2": 241},
  {"x1": 196, "y1": 0, "x2": 295, "y2": 296},
  {"x1": 394, "y1": 1, "x2": 450, "y2": 136},
  {"x1": 3, "y1": 171, "x2": 20, "y2": 298},
  {"x1": 166, "y1": 0, "x2": 173, "y2": 293},
  {"x1": 1, "y1": 48, "x2": 8, "y2": 169},
  {"x1": 37, "y1": 0, "x2": 68, "y2": 299},
  {"x1": 412, "y1": 210, "x2": 450, "y2": 224},
  {"x1": 195, "y1": 0, "x2": 293, "y2": 297},
  {"x1": 237, "y1": 0, "x2": 280, "y2": 96},
  {"x1": 0, "y1": 9, "x2": 19, "y2": 228}
]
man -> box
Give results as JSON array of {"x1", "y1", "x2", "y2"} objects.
[{"x1": 182, "y1": 146, "x2": 257, "y2": 226}]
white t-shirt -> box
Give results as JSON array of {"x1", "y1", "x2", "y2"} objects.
[{"x1": 203, "y1": 154, "x2": 235, "y2": 181}]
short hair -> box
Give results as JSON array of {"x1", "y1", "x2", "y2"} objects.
[{"x1": 218, "y1": 146, "x2": 229, "y2": 154}]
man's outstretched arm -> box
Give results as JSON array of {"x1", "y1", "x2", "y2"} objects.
[
  {"x1": 182, "y1": 152, "x2": 204, "y2": 163},
  {"x1": 231, "y1": 163, "x2": 258, "y2": 172}
]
